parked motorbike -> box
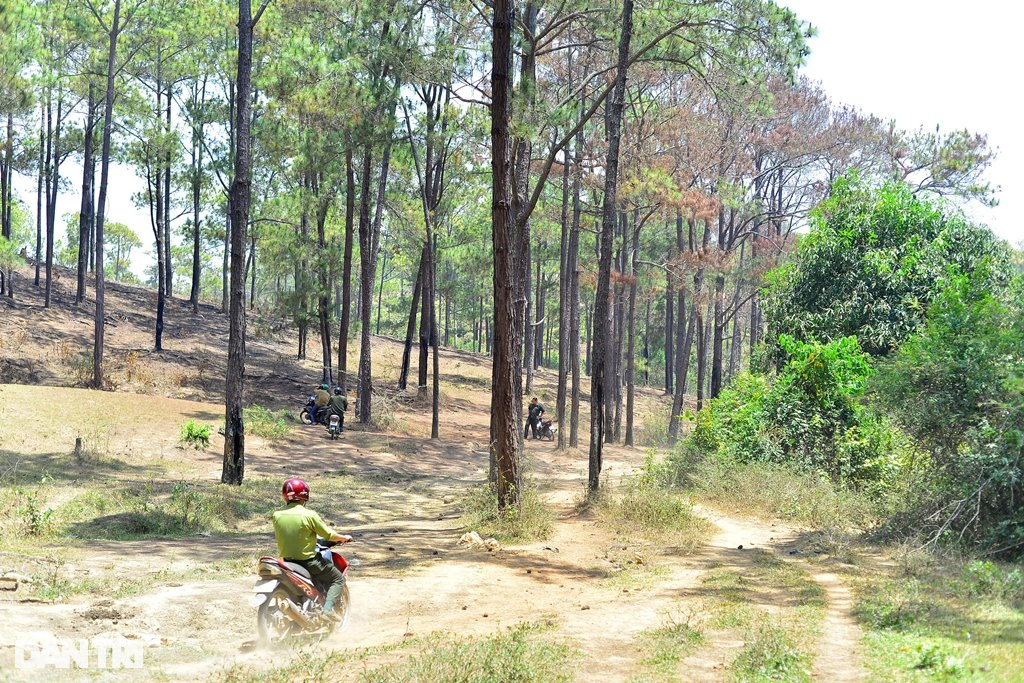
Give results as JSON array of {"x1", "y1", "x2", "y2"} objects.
[
  {"x1": 299, "y1": 396, "x2": 329, "y2": 426},
  {"x1": 251, "y1": 538, "x2": 352, "y2": 645},
  {"x1": 327, "y1": 413, "x2": 342, "y2": 440},
  {"x1": 538, "y1": 419, "x2": 556, "y2": 441}
]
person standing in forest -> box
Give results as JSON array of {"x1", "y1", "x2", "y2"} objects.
[
  {"x1": 524, "y1": 397, "x2": 545, "y2": 440},
  {"x1": 328, "y1": 386, "x2": 348, "y2": 432}
]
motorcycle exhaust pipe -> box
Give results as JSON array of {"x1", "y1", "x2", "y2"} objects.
[{"x1": 278, "y1": 598, "x2": 315, "y2": 629}]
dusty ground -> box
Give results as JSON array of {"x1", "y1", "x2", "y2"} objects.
[{"x1": 0, "y1": 265, "x2": 866, "y2": 681}]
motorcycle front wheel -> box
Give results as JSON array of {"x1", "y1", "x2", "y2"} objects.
[
  {"x1": 257, "y1": 593, "x2": 294, "y2": 646},
  {"x1": 299, "y1": 409, "x2": 313, "y2": 425}
]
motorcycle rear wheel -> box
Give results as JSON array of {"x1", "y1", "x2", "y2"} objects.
[
  {"x1": 333, "y1": 584, "x2": 352, "y2": 630},
  {"x1": 257, "y1": 593, "x2": 294, "y2": 646}
]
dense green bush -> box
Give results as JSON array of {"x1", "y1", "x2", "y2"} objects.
[
  {"x1": 874, "y1": 274, "x2": 1024, "y2": 555},
  {"x1": 690, "y1": 335, "x2": 895, "y2": 484}
]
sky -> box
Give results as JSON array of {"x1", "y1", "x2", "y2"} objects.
[
  {"x1": 11, "y1": 1, "x2": 1023, "y2": 277},
  {"x1": 782, "y1": 0, "x2": 1024, "y2": 246}
]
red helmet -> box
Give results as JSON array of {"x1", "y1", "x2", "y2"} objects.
[{"x1": 282, "y1": 478, "x2": 309, "y2": 503}]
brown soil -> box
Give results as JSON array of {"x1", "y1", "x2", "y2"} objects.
[{"x1": 0, "y1": 264, "x2": 865, "y2": 681}]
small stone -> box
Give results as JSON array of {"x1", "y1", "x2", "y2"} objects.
[
  {"x1": 581, "y1": 605, "x2": 590, "y2": 611},
  {"x1": 737, "y1": 545, "x2": 744, "y2": 550}
]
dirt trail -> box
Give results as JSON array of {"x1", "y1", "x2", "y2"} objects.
[{"x1": 1, "y1": 269, "x2": 866, "y2": 680}]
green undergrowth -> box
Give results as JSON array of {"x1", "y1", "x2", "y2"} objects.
[
  {"x1": 854, "y1": 553, "x2": 1024, "y2": 681},
  {"x1": 460, "y1": 483, "x2": 555, "y2": 543},
  {"x1": 220, "y1": 621, "x2": 580, "y2": 683},
  {"x1": 631, "y1": 615, "x2": 705, "y2": 682},
  {"x1": 670, "y1": 448, "x2": 877, "y2": 552},
  {"x1": 730, "y1": 620, "x2": 813, "y2": 683},
  {"x1": 697, "y1": 551, "x2": 824, "y2": 682},
  {"x1": 586, "y1": 455, "x2": 713, "y2": 590},
  {"x1": 593, "y1": 453, "x2": 714, "y2": 546},
  {"x1": 244, "y1": 404, "x2": 292, "y2": 440}
]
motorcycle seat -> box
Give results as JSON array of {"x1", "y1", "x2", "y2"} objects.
[{"x1": 283, "y1": 561, "x2": 313, "y2": 579}]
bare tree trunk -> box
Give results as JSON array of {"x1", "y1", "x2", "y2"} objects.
[
  {"x1": 555, "y1": 115, "x2": 571, "y2": 450},
  {"x1": 625, "y1": 223, "x2": 639, "y2": 447},
  {"x1": 316, "y1": 178, "x2": 334, "y2": 385},
  {"x1": 34, "y1": 112, "x2": 42, "y2": 287},
  {"x1": 357, "y1": 148, "x2": 376, "y2": 423},
  {"x1": 189, "y1": 77, "x2": 207, "y2": 313},
  {"x1": 338, "y1": 148, "x2": 355, "y2": 390},
  {"x1": 77, "y1": 88, "x2": 97, "y2": 303},
  {"x1": 398, "y1": 250, "x2": 424, "y2": 390},
  {"x1": 163, "y1": 83, "x2": 173, "y2": 298},
  {"x1": 590, "y1": 0, "x2": 633, "y2": 492},
  {"x1": 489, "y1": 0, "x2": 522, "y2": 508},
  {"x1": 223, "y1": 0, "x2": 261, "y2": 486},
  {"x1": 94, "y1": 0, "x2": 125, "y2": 390}
]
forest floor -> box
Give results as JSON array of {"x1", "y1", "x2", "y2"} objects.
[{"x1": 0, "y1": 263, "x2": 964, "y2": 682}]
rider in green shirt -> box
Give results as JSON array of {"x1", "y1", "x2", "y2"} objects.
[{"x1": 271, "y1": 478, "x2": 351, "y2": 619}]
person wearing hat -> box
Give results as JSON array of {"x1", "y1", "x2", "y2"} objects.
[{"x1": 311, "y1": 383, "x2": 331, "y2": 425}]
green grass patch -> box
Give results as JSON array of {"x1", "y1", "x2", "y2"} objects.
[
  {"x1": 600, "y1": 549, "x2": 671, "y2": 591},
  {"x1": 244, "y1": 405, "x2": 292, "y2": 441},
  {"x1": 854, "y1": 555, "x2": 1024, "y2": 682},
  {"x1": 460, "y1": 483, "x2": 555, "y2": 543},
  {"x1": 220, "y1": 622, "x2": 579, "y2": 683},
  {"x1": 730, "y1": 621, "x2": 812, "y2": 683},
  {"x1": 361, "y1": 622, "x2": 580, "y2": 682},
  {"x1": 632, "y1": 616, "x2": 704, "y2": 682},
  {"x1": 676, "y1": 451, "x2": 877, "y2": 534}
]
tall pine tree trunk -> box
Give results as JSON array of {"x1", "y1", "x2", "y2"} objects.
[
  {"x1": 398, "y1": 251, "x2": 424, "y2": 390},
  {"x1": 94, "y1": 0, "x2": 124, "y2": 389},
  {"x1": 223, "y1": 0, "x2": 263, "y2": 485},
  {"x1": 338, "y1": 148, "x2": 355, "y2": 390},
  {"x1": 77, "y1": 87, "x2": 97, "y2": 304},
  {"x1": 489, "y1": 0, "x2": 522, "y2": 508},
  {"x1": 589, "y1": 0, "x2": 633, "y2": 492}
]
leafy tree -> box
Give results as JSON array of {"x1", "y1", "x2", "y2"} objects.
[
  {"x1": 874, "y1": 274, "x2": 1024, "y2": 555},
  {"x1": 763, "y1": 173, "x2": 1010, "y2": 360}
]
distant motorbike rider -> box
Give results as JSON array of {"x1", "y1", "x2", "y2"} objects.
[
  {"x1": 311, "y1": 383, "x2": 331, "y2": 425},
  {"x1": 328, "y1": 387, "x2": 348, "y2": 432},
  {"x1": 271, "y1": 478, "x2": 351, "y2": 620},
  {"x1": 524, "y1": 396, "x2": 545, "y2": 440}
]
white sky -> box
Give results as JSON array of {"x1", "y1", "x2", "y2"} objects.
[{"x1": 783, "y1": 0, "x2": 1024, "y2": 246}]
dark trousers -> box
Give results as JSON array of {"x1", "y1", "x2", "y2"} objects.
[
  {"x1": 524, "y1": 417, "x2": 539, "y2": 439},
  {"x1": 291, "y1": 554, "x2": 345, "y2": 612}
]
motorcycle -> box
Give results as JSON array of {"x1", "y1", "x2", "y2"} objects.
[
  {"x1": 299, "y1": 396, "x2": 329, "y2": 426},
  {"x1": 251, "y1": 538, "x2": 352, "y2": 644},
  {"x1": 538, "y1": 418, "x2": 556, "y2": 441},
  {"x1": 327, "y1": 413, "x2": 342, "y2": 440}
]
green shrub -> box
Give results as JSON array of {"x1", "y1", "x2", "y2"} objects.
[
  {"x1": 461, "y1": 483, "x2": 554, "y2": 543},
  {"x1": 244, "y1": 405, "x2": 290, "y2": 440},
  {"x1": 687, "y1": 336, "x2": 897, "y2": 485},
  {"x1": 180, "y1": 419, "x2": 212, "y2": 449},
  {"x1": 874, "y1": 274, "x2": 1024, "y2": 555}
]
